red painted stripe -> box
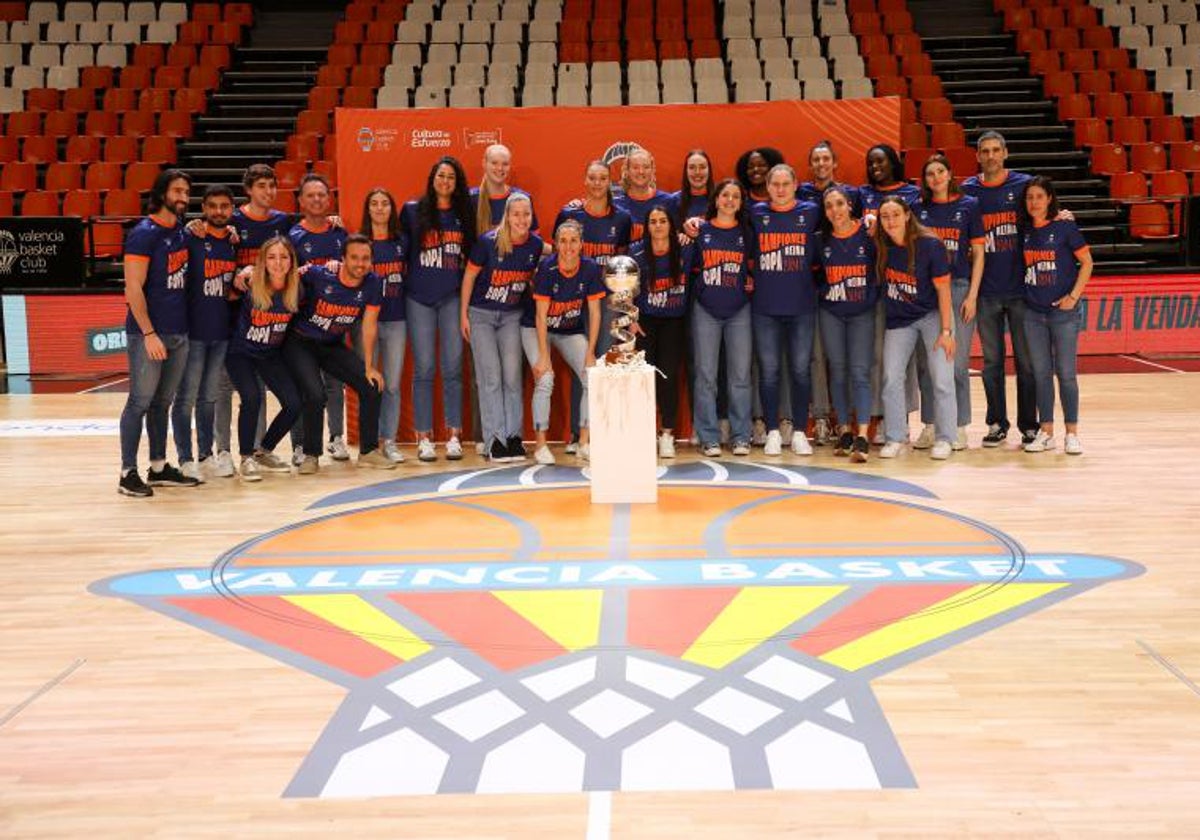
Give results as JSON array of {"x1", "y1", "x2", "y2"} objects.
[
  {"x1": 626, "y1": 588, "x2": 741, "y2": 659},
  {"x1": 167, "y1": 596, "x2": 401, "y2": 679},
  {"x1": 389, "y1": 592, "x2": 565, "y2": 672},
  {"x1": 792, "y1": 584, "x2": 974, "y2": 658}
]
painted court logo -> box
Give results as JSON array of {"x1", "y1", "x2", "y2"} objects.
[{"x1": 92, "y1": 464, "x2": 1141, "y2": 797}]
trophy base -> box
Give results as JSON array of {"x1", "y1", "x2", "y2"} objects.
[{"x1": 587, "y1": 364, "x2": 658, "y2": 505}]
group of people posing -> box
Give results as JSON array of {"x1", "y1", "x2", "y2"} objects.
[{"x1": 117, "y1": 132, "x2": 1093, "y2": 497}]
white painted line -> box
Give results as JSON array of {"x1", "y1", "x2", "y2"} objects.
[
  {"x1": 704, "y1": 460, "x2": 729, "y2": 482},
  {"x1": 1118, "y1": 355, "x2": 1184, "y2": 373},
  {"x1": 750, "y1": 462, "x2": 811, "y2": 486},
  {"x1": 0, "y1": 418, "x2": 119, "y2": 437},
  {"x1": 586, "y1": 791, "x2": 612, "y2": 840},
  {"x1": 0, "y1": 659, "x2": 86, "y2": 728},
  {"x1": 80, "y1": 376, "x2": 128, "y2": 394}
]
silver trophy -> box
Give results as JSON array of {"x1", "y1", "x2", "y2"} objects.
[{"x1": 603, "y1": 254, "x2": 642, "y2": 365}]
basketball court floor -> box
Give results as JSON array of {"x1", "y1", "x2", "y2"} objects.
[{"x1": 2, "y1": 365, "x2": 1198, "y2": 837}]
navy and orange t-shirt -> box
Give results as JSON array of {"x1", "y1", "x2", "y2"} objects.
[
  {"x1": 293, "y1": 264, "x2": 382, "y2": 343},
  {"x1": 229, "y1": 290, "x2": 294, "y2": 358},
  {"x1": 466, "y1": 229, "x2": 544, "y2": 311},
  {"x1": 1022, "y1": 219, "x2": 1089, "y2": 314},
  {"x1": 663, "y1": 189, "x2": 710, "y2": 228},
  {"x1": 553, "y1": 204, "x2": 633, "y2": 268},
  {"x1": 289, "y1": 219, "x2": 347, "y2": 267},
  {"x1": 183, "y1": 223, "x2": 236, "y2": 342},
  {"x1": 124, "y1": 216, "x2": 189, "y2": 336},
  {"x1": 614, "y1": 188, "x2": 671, "y2": 241},
  {"x1": 631, "y1": 240, "x2": 696, "y2": 319},
  {"x1": 400, "y1": 201, "x2": 468, "y2": 306},
  {"x1": 814, "y1": 222, "x2": 878, "y2": 317},
  {"x1": 529, "y1": 255, "x2": 606, "y2": 335},
  {"x1": 961, "y1": 169, "x2": 1033, "y2": 298},
  {"x1": 914, "y1": 194, "x2": 985, "y2": 280},
  {"x1": 859, "y1": 182, "x2": 921, "y2": 214},
  {"x1": 797, "y1": 181, "x2": 862, "y2": 216},
  {"x1": 747, "y1": 199, "x2": 821, "y2": 317},
  {"x1": 230, "y1": 206, "x2": 292, "y2": 267},
  {"x1": 693, "y1": 220, "x2": 752, "y2": 319},
  {"x1": 371, "y1": 235, "x2": 407, "y2": 323},
  {"x1": 470, "y1": 186, "x2": 540, "y2": 233},
  {"x1": 883, "y1": 235, "x2": 951, "y2": 328}
]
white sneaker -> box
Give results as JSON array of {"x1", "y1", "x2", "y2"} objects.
[
  {"x1": 780, "y1": 418, "x2": 795, "y2": 444},
  {"x1": 763, "y1": 429, "x2": 783, "y2": 456},
  {"x1": 577, "y1": 443, "x2": 590, "y2": 461},
  {"x1": 1064, "y1": 433, "x2": 1083, "y2": 455},
  {"x1": 291, "y1": 449, "x2": 306, "y2": 467},
  {"x1": 751, "y1": 418, "x2": 767, "y2": 446},
  {"x1": 702, "y1": 443, "x2": 722, "y2": 457},
  {"x1": 871, "y1": 423, "x2": 886, "y2": 446},
  {"x1": 180, "y1": 460, "x2": 205, "y2": 484},
  {"x1": 327, "y1": 435, "x2": 351, "y2": 461},
  {"x1": 475, "y1": 440, "x2": 486, "y2": 456},
  {"x1": 930, "y1": 440, "x2": 952, "y2": 460},
  {"x1": 383, "y1": 440, "x2": 405, "y2": 463},
  {"x1": 731, "y1": 441, "x2": 751, "y2": 456},
  {"x1": 913, "y1": 424, "x2": 936, "y2": 450},
  {"x1": 791, "y1": 431, "x2": 813, "y2": 456},
  {"x1": 953, "y1": 427, "x2": 968, "y2": 451},
  {"x1": 658, "y1": 432, "x2": 676, "y2": 459},
  {"x1": 446, "y1": 436, "x2": 463, "y2": 460},
  {"x1": 239, "y1": 456, "x2": 262, "y2": 482},
  {"x1": 417, "y1": 438, "x2": 437, "y2": 462},
  {"x1": 719, "y1": 419, "x2": 731, "y2": 445},
  {"x1": 879, "y1": 441, "x2": 903, "y2": 458},
  {"x1": 534, "y1": 444, "x2": 555, "y2": 465},
  {"x1": 1023, "y1": 430, "x2": 1054, "y2": 453},
  {"x1": 812, "y1": 417, "x2": 830, "y2": 446},
  {"x1": 213, "y1": 450, "x2": 236, "y2": 478},
  {"x1": 253, "y1": 450, "x2": 291, "y2": 472},
  {"x1": 689, "y1": 433, "x2": 700, "y2": 447},
  {"x1": 565, "y1": 439, "x2": 579, "y2": 455}
]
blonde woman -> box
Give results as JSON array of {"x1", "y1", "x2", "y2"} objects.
[
  {"x1": 471, "y1": 143, "x2": 539, "y2": 235},
  {"x1": 615, "y1": 147, "x2": 670, "y2": 241},
  {"x1": 224, "y1": 235, "x2": 302, "y2": 481},
  {"x1": 460, "y1": 193, "x2": 544, "y2": 461}
]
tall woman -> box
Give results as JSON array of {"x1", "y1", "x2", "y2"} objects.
[
  {"x1": 665, "y1": 148, "x2": 716, "y2": 231},
  {"x1": 873, "y1": 196, "x2": 956, "y2": 460},
  {"x1": 553, "y1": 159, "x2": 632, "y2": 268},
  {"x1": 735, "y1": 147, "x2": 785, "y2": 205},
  {"x1": 816, "y1": 185, "x2": 878, "y2": 463},
  {"x1": 615, "y1": 148, "x2": 671, "y2": 241},
  {"x1": 692, "y1": 178, "x2": 754, "y2": 456},
  {"x1": 798, "y1": 140, "x2": 861, "y2": 212},
  {"x1": 860, "y1": 144, "x2": 920, "y2": 216},
  {"x1": 1020, "y1": 175, "x2": 1092, "y2": 455},
  {"x1": 471, "y1": 143, "x2": 539, "y2": 235},
  {"x1": 913, "y1": 154, "x2": 985, "y2": 450},
  {"x1": 359, "y1": 187, "x2": 408, "y2": 462},
  {"x1": 401, "y1": 156, "x2": 476, "y2": 462},
  {"x1": 223, "y1": 236, "x2": 302, "y2": 481},
  {"x1": 460, "y1": 193, "x2": 543, "y2": 462},
  {"x1": 632, "y1": 206, "x2": 696, "y2": 458},
  {"x1": 521, "y1": 219, "x2": 604, "y2": 464}
]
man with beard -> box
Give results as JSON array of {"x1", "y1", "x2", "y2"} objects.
[
  {"x1": 171, "y1": 185, "x2": 238, "y2": 482},
  {"x1": 118, "y1": 169, "x2": 201, "y2": 497}
]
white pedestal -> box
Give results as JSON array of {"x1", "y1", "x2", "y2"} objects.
[{"x1": 587, "y1": 363, "x2": 658, "y2": 504}]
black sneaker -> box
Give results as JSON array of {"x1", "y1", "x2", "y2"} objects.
[
  {"x1": 118, "y1": 470, "x2": 154, "y2": 497},
  {"x1": 834, "y1": 431, "x2": 854, "y2": 456},
  {"x1": 506, "y1": 436, "x2": 527, "y2": 461},
  {"x1": 488, "y1": 438, "x2": 510, "y2": 462},
  {"x1": 981, "y1": 424, "x2": 1008, "y2": 447},
  {"x1": 147, "y1": 463, "x2": 201, "y2": 487},
  {"x1": 850, "y1": 436, "x2": 869, "y2": 463},
  {"x1": 1020, "y1": 429, "x2": 1038, "y2": 446}
]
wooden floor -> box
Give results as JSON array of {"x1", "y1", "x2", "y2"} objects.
[{"x1": 2, "y1": 370, "x2": 1199, "y2": 838}]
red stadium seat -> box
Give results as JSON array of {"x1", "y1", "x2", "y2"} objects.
[
  {"x1": 177, "y1": 21, "x2": 208, "y2": 45},
  {"x1": 0, "y1": 136, "x2": 17, "y2": 163},
  {"x1": 900, "y1": 53, "x2": 933, "y2": 77},
  {"x1": 1027, "y1": 49, "x2": 1060, "y2": 75},
  {"x1": 322, "y1": 136, "x2": 338, "y2": 163},
  {"x1": 21, "y1": 190, "x2": 61, "y2": 216},
  {"x1": 1062, "y1": 49, "x2": 1095, "y2": 73},
  {"x1": 1113, "y1": 68, "x2": 1148, "y2": 92},
  {"x1": 103, "y1": 135, "x2": 139, "y2": 164},
  {"x1": 103, "y1": 88, "x2": 138, "y2": 112},
  {"x1": 138, "y1": 88, "x2": 173, "y2": 113},
  {"x1": 0, "y1": 190, "x2": 11, "y2": 215},
  {"x1": 174, "y1": 89, "x2": 207, "y2": 114},
  {"x1": 1074, "y1": 117, "x2": 1109, "y2": 147},
  {"x1": 327, "y1": 44, "x2": 357, "y2": 66},
  {"x1": 867, "y1": 54, "x2": 900, "y2": 78},
  {"x1": 1043, "y1": 71, "x2": 1076, "y2": 98},
  {"x1": 141, "y1": 135, "x2": 177, "y2": 165},
  {"x1": 43, "y1": 110, "x2": 80, "y2": 138},
  {"x1": 591, "y1": 40, "x2": 622, "y2": 62},
  {"x1": 1128, "y1": 91, "x2": 1165, "y2": 118},
  {"x1": 296, "y1": 110, "x2": 329, "y2": 136},
  {"x1": 1, "y1": 162, "x2": 39, "y2": 193},
  {"x1": 1090, "y1": 144, "x2": 1127, "y2": 175},
  {"x1": 859, "y1": 34, "x2": 891, "y2": 57},
  {"x1": 119, "y1": 65, "x2": 153, "y2": 89},
  {"x1": 1168, "y1": 141, "x2": 1200, "y2": 173},
  {"x1": 125, "y1": 161, "x2": 160, "y2": 192},
  {"x1": 930, "y1": 122, "x2": 966, "y2": 149},
  {"x1": 341, "y1": 87, "x2": 376, "y2": 108},
  {"x1": 349, "y1": 65, "x2": 383, "y2": 88},
  {"x1": 1014, "y1": 30, "x2": 1047, "y2": 53},
  {"x1": 154, "y1": 66, "x2": 187, "y2": 90},
  {"x1": 311, "y1": 159, "x2": 337, "y2": 187},
  {"x1": 875, "y1": 76, "x2": 908, "y2": 97},
  {"x1": 44, "y1": 162, "x2": 83, "y2": 192},
  {"x1": 1057, "y1": 93, "x2": 1092, "y2": 121},
  {"x1": 918, "y1": 97, "x2": 954, "y2": 123},
  {"x1": 158, "y1": 111, "x2": 194, "y2": 139},
  {"x1": 1068, "y1": 6, "x2": 1098, "y2": 28},
  {"x1": 65, "y1": 135, "x2": 102, "y2": 163},
  {"x1": 1081, "y1": 26, "x2": 1113, "y2": 50},
  {"x1": 1077, "y1": 70, "x2": 1112, "y2": 95},
  {"x1": 335, "y1": 20, "x2": 366, "y2": 43},
  {"x1": 193, "y1": 3, "x2": 222, "y2": 23},
  {"x1": 224, "y1": 2, "x2": 253, "y2": 26},
  {"x1": 63, "y1": 188, "x2": 102, "y2": 218},
  {"x1": 132, "y1": 44, "x2": 165, "y2": 68},
  {"x1": 883, "y1": 11, "x2": 914, "y2": 34},
  {"x1": 655, "y1": 18, "x2": 685, "y2": 40},
  {"x1": 1129, "y1": 142, "x2": 1168, "y2": 173},
  {"x1": 690, "y1": 39, "x2": 722, "y2": 59},
  {"x1": 1128, "y1": 203, "x2": 1176, "y2": 238},
  {"x1": 1092, "y1": 92, "x2": 1128, "y2": 120},
  {"x1": 188, "y1": 65, "x2": 221, "y2": 90},
  {"x1": 891, "y1": 33, "x2": 922, "y2": 55},
  {"x1": 1109, "y1": 171, "x2": 1148, "y2": 202},
  {"x1": 1034, "y1": 6, "x2": 1065, "y2": 29},
  {"x1": 558, "y1": 42, "x2": 590, "y2": 63},
  {"x1": 903, "y1": 147, "x2": 934, "y2": 180},
  {"x1": 686, "y1": 17, "x2": 715, "y2": 39},
  {"x1": 943, "y1": 146, "x2": 976, "y2": 179},
  {"x1": 1150, "y1": 116, "x2": 1186, "y2": 144},
  {"x1": 286, "y1": 134, "x2": 320, "y2": 162},
  {"x1": 658, "y1": 40, "x2": 689, "y2": 60},
  {"x1": 1048, "y1": 27, "x2": 1081, "y2": 51},
  {"x1": 308, "y1": 86, "x2": 340, "y2": 111},
  {"x1": 365, "y1": 21, "x2": 395, "y2": 43},
  {"x1": 22, "y1": 136, "x2": 59, "y2": 164},
  {"x1": 901, "y1": 122, "x2": 928, "y2": 149},
  {"x1": 62, "y1": 87, "x2": 95, "y2": 112},
  {"x1": 86, "y1": 162, "x2": 124, "y2": 191},
  {"x1": 209, "y1": 22, "x2": 241, "y2": 46},
  {"x1": 25, "y1": 88, "x2": 60, "y2": 111},
  {"x1": 851, "y1": 12, "x2": 883, "y2": 35},
  {"x1": 200, "y1": 45, "x2": 232, "y2": 69},
  {"x1": 1096, "y1": 48, "x2": 1131, "y2": 71},
  {"x1": 121, "y1": 110, "x2": 156, "y2": 137},
  {"x1": 80, "y1": 66, "x2": 114, "y2": 90},
  {"x1": 7, "y1": 111, "x2": 43, "y2": 137},
  {"x1": 1109, "y1": 116, "x2": 1146, "y2": 146},
  {"x1": 274, "y1": 160, "x2": 306, "y2": 191},
  {"x1": 103, "y1": 188, "x2": 141, "y2": 215},
  {"x1": 1150, "y1": 170, "x2": 1189, "y2": 198},
  {"x1": 84, "y1": 110, "x2": 119, "y2": 137},
  {"x1": 359, "y1": 43, "x2": 390, "y2": 67},
  {"x1": 1004, "y1": 8, "x2": 1033, "y2": 30},
  {"x1": 273, "y1": 189, "x2": 298, "y2": 214}
]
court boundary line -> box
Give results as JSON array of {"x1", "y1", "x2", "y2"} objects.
[
  {"x1": 1119, "y1": 355, "x2": 1184, "y2": 373},
  {"x1": 1137, "y1": 641, "x2": 1200, "y2": 699},
  {"x1": 0, "y1": 659, "x2": 86, "y2": 729}
]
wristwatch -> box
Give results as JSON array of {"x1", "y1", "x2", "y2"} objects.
[{"x1": 941, "y1": 328, "x2": 953, "y2": 337}]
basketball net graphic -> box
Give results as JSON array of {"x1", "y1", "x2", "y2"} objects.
[{"x1": 92, "y1": 464, "x2": 1141, "y2": 797}]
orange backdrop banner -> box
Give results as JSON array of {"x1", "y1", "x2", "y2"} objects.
[{"x1": 334, "y1": 98, "x2": 900, "y2": 231}]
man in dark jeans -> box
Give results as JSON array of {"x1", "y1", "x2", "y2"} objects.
[
  {"x1": 961, "y1": 131, "x2": 1038, "y2": 447},
  {"x1": 282, "y1": 234, "x2": 395, "y2": 473}
]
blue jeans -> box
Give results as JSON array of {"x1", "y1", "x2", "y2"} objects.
[
  {"x1": 753, "y1": 310, "x2": 815, "y2": 430},
  {"x1": 918, "y1": 278, "x2": 975, "y2": 427},
  {"x1": 1024, "y1": 306, "x2": 1082, "y2": 425},
  {"x1": 818, "y1": 307, "x2": 875, "y2": 426},
  {"x1": 357, "y1": 319, "x2": 407, "y2": 443},
  {"x1": 692, "y1": 303, "x2": 752, "y2": 447},
  {"x1": 120, "y1": 332, "x2": 189, "y2": 471},
  {"x1": 408, "y1": 295, "x2": 463, "y2": 434},
  {"x1": 171, "y1": 338, "x2": 227, "y2": 463},
  {"x1": 883, "y1": 311, "x2": 955, "y2": 444},
  {"x1": 521, "y1": 326, "x2": 589, "y2": 431},
  {"x1": 976, "y1": 294, "x2": 1037, "y2": 434},
  {"x1": 225, "y1": 351, "x2": 301, "y2": 456},
  {"x1": 214, "y1": 366, "x2": 264, "y2": 454},
  {"x1": 468, "y1": 306, "x2": 524, "y2": 446}
]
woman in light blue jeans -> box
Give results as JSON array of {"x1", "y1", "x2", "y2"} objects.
[{"x1": 873, "y1": 196, "x2": 958, "y2": 460}]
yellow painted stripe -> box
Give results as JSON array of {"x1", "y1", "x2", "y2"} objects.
[
  {"x1": 821, "y1": 583, "x2": 1069, "y2": 671},
  {"x1": 682, "y1": 586, "x2": 846, "y2": 669},
  {"x1": 284, "y1": 594, "x2": 432, "y2": 662},
  {"x1": 494, "y1": 589, "x2": 603, "y2": 651}
]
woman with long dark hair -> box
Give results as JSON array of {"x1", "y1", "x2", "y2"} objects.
[
  {"x1": 735, "y1": 147, "x2": 785, "y2": 204},
  {"x1": 859, "y1": 144, "x2": 920, "y2": 215},
  {"x1": 400, "y1": 156, "x2": 476, "y2": 462},
  {"x1": 666, "y1": 148, "x2": 716, "y2": 231}
]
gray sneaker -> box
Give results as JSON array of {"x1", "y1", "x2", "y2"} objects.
[
  {"x1": 327, "y1": 435, "x2": 351, "y2": 461},
  {"x1": 383, "y1": 440, "x2": 406, "y2": 463},
  {"x1": 253, "y1": 450, "x2": 291, "y2": 472},
  {"x1": 180, "y1": 460, "x2": 205, "y2": 484},
  {"x1": 213, "y1": 450, "x2": 236, "y2": 478},
  {"x1": 357, "y1": 448, "x2": 398, "y2": 469},
  {"x1": 297, "y1": 455, "x2": 320, "y2": 475}
]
